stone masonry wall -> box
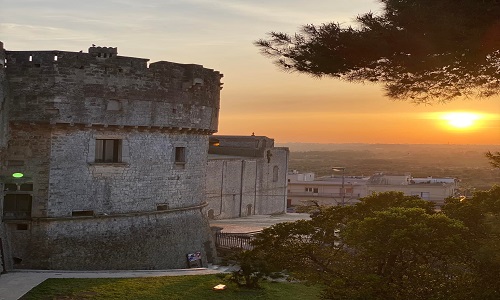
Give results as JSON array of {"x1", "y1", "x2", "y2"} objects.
[
  {"x1": 205, "y1": 146, "x2": 288, "y2": 220},
  {"x1": 47, "y1": 126, "x2": 208, "y2": 216},
  {"x1": 254, "y1": 147, "x2": 288, "y2": 215},
  {"x1": 0, "y1": 42, "x2": 12, "y2": 273},
  {"x1": 4, "y1": 49, "x2": 221, "y2": 131},
  {"x1": 1, "y1": 43, "x2": 221, "y2": 270},
  {"x1": 3, "y1": 122, "x2": 213, "y2": 269},
  {"x1": 205, "y1": 159, "x2": 258, "y2": 219},
  {"x1": 8, "y1": 208, "x2": 211, "y2": 270},
  {"x1": 0, "y1": 41, "x2": 8, "y2": 148}
]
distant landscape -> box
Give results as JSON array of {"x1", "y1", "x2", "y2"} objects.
[{"x1": 278, "y1": 143, "x2": 500, "y2": 191}]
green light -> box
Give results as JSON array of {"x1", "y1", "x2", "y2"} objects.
[{"x1": 12, "y1": 172, "x2": 24, "y2": 178}]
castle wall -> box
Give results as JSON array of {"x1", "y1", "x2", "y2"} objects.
[
  {"x1": 47, "y1": 126, "x2": 208, "y2": 216},
  {"x1": 254, "y1": 147, "x2": 288, "y2": 215},
  {"x1": 7, "y1": 207, "x2": 211, "y2": 270},
  {"x1": 0, "y1": 42, "x2": 13, "y2": 272},
  {"x1": 1, "y1": 43, "x2": 221, "y2": 270},
  {"x1": 205, "y1": 159, "x2": 259, "y2": 219},
  {"x1": 4, "y1": 50, "x2": 221, "y2": 131},
  {"x1": 3, "y1": 124, "x2": 213, "y2": 270},
  {"x1": 205, "y1": 137, "x2": 288, "y2": 220},
  {"x1": 0, "y1": 41, "x2": 8, "y2": 148}
]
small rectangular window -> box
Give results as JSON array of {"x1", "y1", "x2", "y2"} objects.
[
  {"x1": 72, "y1": 210, "x2": 94, "y2": 217},
  {"x1": 95, "y1": 139, "x2": 122, "y2": 163},
  {"x1": 313, "y1": 188, "x2": 319, "y2": 193},
  {"x1": 16, "y1": 224, "x2": 29, "y2": 230},
  {"x1": 20, "y1": 183, "x2": 34, "y2": 191},
  {"x1": 175, "y1": 147, "x2": 186, "y2": 163},
  {"x1": 157, "y1": 204, "x2": 169, "y2": 211},
  {"x1": 4, "y1": 183, "x2": 18, "y2": 191}
]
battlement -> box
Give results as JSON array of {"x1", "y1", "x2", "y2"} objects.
[
  {"x1": 88, "y1": 45, "x2": 118, "y2": 58},
  {"x1": 2, "y1": 43, "x2": 223, "y2": 131}
]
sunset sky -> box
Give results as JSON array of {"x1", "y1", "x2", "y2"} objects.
[{"x1": 2, "y1": 0, "x2": 499, "y2": 145}]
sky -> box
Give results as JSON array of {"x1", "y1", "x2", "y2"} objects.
[{"x1": 1, "y1": 0, "x2": 499, "y2": 145}]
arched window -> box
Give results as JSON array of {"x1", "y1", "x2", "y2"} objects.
[
  {"x1": 273, "y1": 166, "x2": 279, "y2": 182},
  {"x1": 207, "y1": 209, "x2": 215, "y2": 219}
]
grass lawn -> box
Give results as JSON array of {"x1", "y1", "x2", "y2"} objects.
[{"x1": 20, "y1": 274, "x2": 322, "y2": 300}]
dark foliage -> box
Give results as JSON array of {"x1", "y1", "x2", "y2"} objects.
[
  {"x1": 486, "y1": 151, "x2": 500, "y2": 168},
  {"x1": 233, "y1": 189, "x2": 500, "y2": 299},
  {"x1": 256, "y1": 0, "x2": 500, "y2": 103}
]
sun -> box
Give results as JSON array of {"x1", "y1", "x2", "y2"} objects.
[{"x1": 441, "y1": 112, "x2": 480, "y2": 129}]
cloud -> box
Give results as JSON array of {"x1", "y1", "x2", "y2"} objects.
[
  {"x1": 183, "y1": 0, "x2": 371, "y2": 26},
  {"x1": 0, "y1": 23, "x2": 98, "y2": 42}
]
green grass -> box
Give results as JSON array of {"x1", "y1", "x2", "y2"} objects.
[{"x1": 21, "y1": 274, "x2": 322, "y2": 300}]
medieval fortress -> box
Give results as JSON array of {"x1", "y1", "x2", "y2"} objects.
[{"x1": 0, "y1": 41, "x2": 288, "y2": 272}]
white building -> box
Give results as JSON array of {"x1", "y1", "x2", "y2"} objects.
[
  {"x1": 367, "y1": 173, "x2": 460, "y2": 206},
  {"x1": 287, "y1": 171, "x2": 459, "y2": 208},
  {"x1": 287, "y1": 171, "x2": 369, "y2": 207}
]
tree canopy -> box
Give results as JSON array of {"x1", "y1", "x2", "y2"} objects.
[
  {"x1": 486, "y1": 151, "x2": 500, "y2": 168},
  {"x1": 255, "y1": 0, "x2": 500, "y2": 103},
  {"x1": 241, "y1": 189, "x2": 500, "y2": 299}
]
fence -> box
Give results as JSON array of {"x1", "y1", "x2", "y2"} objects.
[{"x1": 215, "y1": 232, "x2": 257, "y2": 251}]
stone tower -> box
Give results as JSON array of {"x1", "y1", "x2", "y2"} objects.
[{"x1": 0, "y1": 42, "x2": 222, "y2": 270}]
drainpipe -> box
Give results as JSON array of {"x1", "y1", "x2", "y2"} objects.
[
  {"x1": 219, "y1": 160, "x2": 225, "y2": 215},
  {"x1": 283, "y1": 149, "x2": 289, "y2": 212},
  {"x1": 239, "y1": 160, "x2": 245, "y2": 217},
  {"x1": 253, "y1": 160, "x2": 258, "y2": 215}
]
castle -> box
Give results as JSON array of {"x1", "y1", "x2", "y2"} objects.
[{"x1": 0, "y1": 41, "x2": 223, "y2": 270}]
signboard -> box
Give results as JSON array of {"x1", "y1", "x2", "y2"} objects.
[{"x1": 186, "y1": 252, "x2": 202, "y2": 268}]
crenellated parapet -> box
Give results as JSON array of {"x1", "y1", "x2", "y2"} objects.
[{"x1": 3, "y1": 45, "x2": 223, "y2": 132}]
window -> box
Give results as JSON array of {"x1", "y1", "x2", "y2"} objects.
[
  {"x1": 72, "y1": 210, "x2": 94, "y2": 217},
  {"x1": 305, "y1": 187, "x2": 313, "y2": 192},
  {"x1": 313, "y1": 188, "x2": 319, "y2": 193},
  {"x1": 273, "y1": 166, "x2": 279, "y2": 182},
  {"x1": 95, "y1": 139, "x2": 122, "y2": 163},
  {"x1": 175, "y1": 147, "x2": 186, "y2": 163},
  {"x1": 16, "y1": 224, "x2": 29, "y2": 230},
  {"x1": 20, "y1": 183, "x2": 33, "y2": 191},
  {"x1": 4, "y1": 183, "x2": 18, "y2": 191},
  {"x1": 3, "y1": 194, "x2": 32, "y2": 220},
  {"x1": 157, "y1": 204, "x2": 169, "y2": 211}
]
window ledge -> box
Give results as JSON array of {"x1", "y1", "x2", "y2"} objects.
[{"x1": 89, "y1": 162, "x2": 129, "y2": 167}]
